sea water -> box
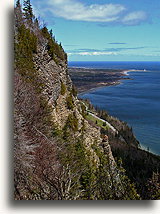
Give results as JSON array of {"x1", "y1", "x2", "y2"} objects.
[{"x1": 69, "y1": 61, "x2": 160, "y2": 155}]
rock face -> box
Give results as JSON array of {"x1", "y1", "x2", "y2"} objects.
[
  {"x1": 14, "y1": 7, "x2": 139, "y2": 200},
  {"x1": 33, "y1": 44, "x2": 72, "y2": 102}
]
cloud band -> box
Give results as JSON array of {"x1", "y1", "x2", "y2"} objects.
[{"x1": 47, "y1": 0, "x2": 147, "y2": 25}]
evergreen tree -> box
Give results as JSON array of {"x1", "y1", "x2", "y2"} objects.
[
  {"x1": 146, "y1": 172, "x2": 160, "y2": 199},
  {"x1": 23, "y1": 0, "x2": 34, "y2": 22},
  {"x1": 49, "y1": 29, "x2": 53, "y2": 38},
  {"x1": 15, "y1": 0, "x2": 23, "y2": 27},
  {"x1": 34, "y1": 18, "x2": 39, "y2": 27},
  {"x1": 16, "y1": 0, "x2": 20, "y2": 7}
]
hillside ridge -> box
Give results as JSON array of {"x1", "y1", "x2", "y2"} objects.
[{"x1": 14, "y1": 0, "x2": 159, "y2": 200}]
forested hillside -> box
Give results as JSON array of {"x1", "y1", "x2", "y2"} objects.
[{"x1": 14, "y1": 0, "x2": 159, "y2": 200}]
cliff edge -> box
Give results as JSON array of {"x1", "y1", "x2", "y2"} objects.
[{"x1": 14, "y1": 1, "x2": 139, "y2": 200}]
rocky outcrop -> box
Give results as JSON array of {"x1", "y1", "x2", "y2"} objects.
[{"x1": 14, "y1": 5, "x2": 140, "y2": 200}]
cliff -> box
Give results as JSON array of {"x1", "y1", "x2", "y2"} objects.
[{"x1": 14, "y1": 1, "x2": 139, "y2": 200}]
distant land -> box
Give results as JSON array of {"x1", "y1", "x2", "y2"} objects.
[{"x1": 69, "y1": 67, "x2": 131, "y2": 93}]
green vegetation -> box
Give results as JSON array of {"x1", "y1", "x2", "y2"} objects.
[
  {"x1": 61, "y1": 115, "x2": 139, "y2": 199},
  {"x1": 63, "y1": 112, "x2": 78, "y2": 140},
  {"x1": 86, "y1": 114, "x2": 109, "y2": 130},
  {"x1": 146, "y1": 172, "x2": 160, "y2": 199},
  {"x1": 82, "y1": 99, "x2": 160, "y2": 199},
  {"x1": 103, "y1": 122, "x2": 106, "y2": 127},
  {"x1": 80, "y1": 102, "x2": 86, "y2": 118},
  {"x1": 14, "y1": 0, "x2": 159, "y2": 200},
  {"x1": 23, "y1": 0, "x2": 34, "y2": 22},
  {"x1": 15, "y1": 0, "x2": 67, "y2": 90},
  {"x1": 112, "y1": 146, "x2": 160, "y2": 199},
  {"x1": 66, "y1": 93, "x2": 74, "y2": 110},
  {"x1": 91, "y1": 143, "x2": 140, "y2": 199},
  {"x1": 60, "y1": 81, "x2": 66, "y2": 95},
  {"x1": 15, "y1": 24, "x2": 46, "y2": 93},
  {"x1": 71, "y1": 85, "x2": 78, "y2": 97},
  {"x1": 15, "y1": 24, "x2": 37, "y2": 58},
  {"x1": 65, "y1": 112, "x2": 78, "y2": 132},
  {"x1": 41, "y1": 26, "x2": 66, "y2": 64},
  {"x1": 59, "y1": 135, "x2": 97, "y2": 199},
  {"x1": 39, "y1": 97, "x2": 60, "y2": 136}
]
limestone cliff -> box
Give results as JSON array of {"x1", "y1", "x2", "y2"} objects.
[{"x1": 14, "y1": 2, "x2": 139, "y2": 200}]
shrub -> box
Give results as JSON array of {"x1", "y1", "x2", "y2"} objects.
[
  {"x1": 81, "y1": 103, "x2": 86, "y2": 118},
  {"x1": 60, "y1": 81, "x2": 66, "y2": 95},
  {"x1": 103, "y1": 122, "x2": 106, "y2": 126},
  {"x1": 81, "y1": 119, "x2": 85, "y2": 132},
  {"x1": 66, "y1": 94, "x2": 74, "y2": 110},
  {"x1": 72, "y1": 85, "x2": 77, "y2": 97},
  {"x1": 63, "y1": 112, "x2": 78, "y2": 140},
  {"x1": 66, "y1": 112, "x2": 78, "y2": 132}
]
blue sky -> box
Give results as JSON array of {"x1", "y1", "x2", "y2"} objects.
[{"x1": 31, "y1": 0, "x2": 160, "y2": 61}]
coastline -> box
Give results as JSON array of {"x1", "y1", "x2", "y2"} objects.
[
  {"x1": 78, "y1": 67, "x2": 160, "y2": 156},
  {"x1": 78, "y1": 81, "x2": 121, "y2": 96},
  {"x1": 69, "y1": 67, "x2": 132, "y2": 94},
  {"x1": 78, "y1": 69, "x2": 160, "y2": 156},
  {"x1": 77, "y1": 68, "x2": 148, "y2": 95},
  {"x1": 121, "y1": 69, "x2": 148, "y2": 76}
]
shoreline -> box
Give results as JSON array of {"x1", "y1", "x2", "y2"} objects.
[
  {"x1": 77, "y1": 68, "x2": 160, "y2": 156},
  {"x1": 69, "y1": 67, "x2": 132, "y2": 94},
  {"x1": 76, "y1": 68, "x2": 147, "y2": 95},
  {"x1": 78, "y1": 81, "x2": 122, "y2": 96},
  {"x1": 121, "y1": 69, "x2": 148, "y2": 76}
]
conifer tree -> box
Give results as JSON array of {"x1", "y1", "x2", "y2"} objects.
[
  {"x1": 15, "y1": 0, "x2": 23, "y2": 27},
  {"x1": 23, "y1": 0, "x2": 34, "y2": 22},
  {"x1": 49, "y1": 29, "x2": 53, "y2": 38},
  {"x1": 16, "y1": 0, "x2": 20, "y2": 7}
]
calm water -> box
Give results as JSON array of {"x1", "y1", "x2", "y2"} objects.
[{"x1": 69, "y1": 61, "x2": 160, "y2": 155}]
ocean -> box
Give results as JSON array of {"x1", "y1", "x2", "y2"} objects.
[{"x1": 69, "y1": 61, "x2": 160, "y2": 155}]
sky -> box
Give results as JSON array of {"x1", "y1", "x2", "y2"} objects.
[{"x1": 27, "y1": 0, "x2": 160, "y2": 61}]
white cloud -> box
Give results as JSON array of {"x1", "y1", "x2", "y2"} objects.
[
  {"x1": 67, "y1": 51, "x2": 160, "y2": 57},
  {"x1": 68, "y1": 51, "x2": 117, "y2": 56},
  {"x1": 48, "y1": 0, "x2": 125, "y2": 22},
  {"x1": 46, "y1": 0, "x2": 147, "y2": 25},
  {"x1": 122, "y1": 11, "x2": 147, "y2": 25}
]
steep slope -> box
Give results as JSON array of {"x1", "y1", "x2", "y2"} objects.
[
  {"x1": 82, "y1": 101, "x2": 160, "y2": 199},
  {"x1": 14, "y1": 2, "x2": 139, "y2": 200}
]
